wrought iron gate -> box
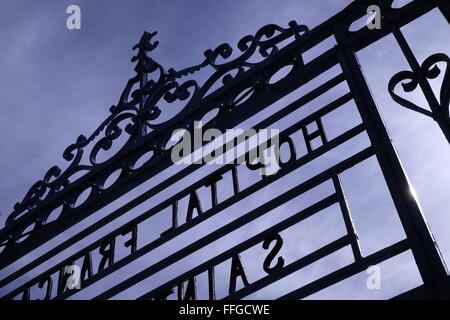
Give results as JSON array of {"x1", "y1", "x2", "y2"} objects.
[{"x1": 1, "y1": 0, "x2": 449, "y2": 300}]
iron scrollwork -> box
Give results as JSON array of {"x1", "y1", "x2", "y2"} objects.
[
  {"x1": 388, "y1": 53, "x2": 450, "y2": 142},
  {"x1": 2, "y1": 21, "x2": 309, "y2": 246}
]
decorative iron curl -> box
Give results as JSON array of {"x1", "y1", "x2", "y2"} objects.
[
  {"x1": 388, "y1": 53, "x2": 450, "y2": 142},
  {"x1": 6, "y1": 20, "x2": 309, "y2": 231}
]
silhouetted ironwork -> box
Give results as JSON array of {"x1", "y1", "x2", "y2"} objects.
[
  {"x1": 389, "y1": 53, "x2": 450, "y2": 143},
  {"x1": 0, "y1": 0, "x2": 449, "y2": 300}
]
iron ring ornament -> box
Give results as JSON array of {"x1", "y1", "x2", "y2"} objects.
[
  {"x1": 388, "y1": 53, "x2": 450, "y2": 143},
  {"x1": 2, "y1": 22, "x2": 309, "y2": 244}
]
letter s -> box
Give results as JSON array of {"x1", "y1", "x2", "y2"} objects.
[{"x1": 262, "y1": 233, "x2": 284, "y2": 274}]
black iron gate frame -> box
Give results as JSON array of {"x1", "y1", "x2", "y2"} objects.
[{"x1": 0, "y1": 0, "x2": 449, "y2": 300}]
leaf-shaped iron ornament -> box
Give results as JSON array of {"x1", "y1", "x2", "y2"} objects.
[{"x1": 388, "y1": 53, "x2": 450, "y2": 143}]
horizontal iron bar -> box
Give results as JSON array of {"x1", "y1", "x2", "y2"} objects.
[
  {"x1": 223, "y1": 235, "x2": 351, "y2": 300},
  {"x1": 138, "y1": 193, "x2": 340, "y2": 299},
  {"x1": 278, "y1": 239, "x2": 410, "y2": 299}
]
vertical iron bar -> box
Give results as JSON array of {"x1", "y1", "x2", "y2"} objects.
[
  {"x1": 333, "y1": 22, "x2": 448, "y2": 292},
  {"x1": 208, "y1": 267, "x2": 216, "y2": 300},
  {"x1": 332, "y1": 175, "x2": 363, "y2": 261}
]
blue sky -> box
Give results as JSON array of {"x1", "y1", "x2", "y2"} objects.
[{"x1": 0, "y1": 0, "x2": 449, "y2": 300}]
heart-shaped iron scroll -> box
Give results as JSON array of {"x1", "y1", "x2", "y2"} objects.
[{"x1": 388, "y1": 53, "x2": 450, "y2": 128}]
